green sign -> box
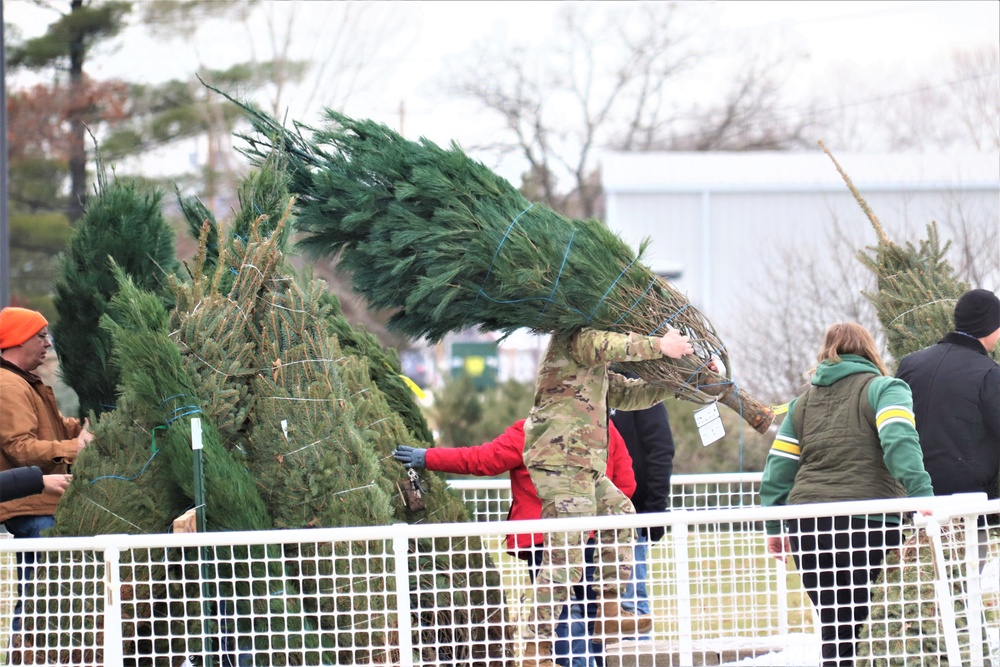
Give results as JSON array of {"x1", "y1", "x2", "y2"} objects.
[{"x1": 450, "y1": 341, "x2": 499, "y2": 391}]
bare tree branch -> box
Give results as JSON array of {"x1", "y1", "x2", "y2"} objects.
[{"x1": 447, "y1": 3, "x2": 810, "y2": 216}]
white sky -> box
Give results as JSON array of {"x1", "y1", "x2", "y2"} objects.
[{"x1": 5, "y1": 0, "x2": 999, "y2": 180}]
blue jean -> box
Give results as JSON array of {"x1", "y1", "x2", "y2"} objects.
[
  {"x1": 3, "y1": 514, "x2": 56, "y2": 634},
  {"x1": 620, "y1": 533, "x2": 651, "y2": 617},
  {"x1": 528, "y1": 543, "x2": 602, "y2": 667}
]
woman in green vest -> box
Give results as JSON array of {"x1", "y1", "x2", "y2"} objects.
[{"x1": 759, "y1": 322, "x2": 933, "y2": 666}]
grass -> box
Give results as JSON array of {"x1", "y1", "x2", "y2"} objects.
[{"x1": 484, "y1": 526, "x2": 816, "y2": 644}]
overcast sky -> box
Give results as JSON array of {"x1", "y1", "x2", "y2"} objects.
[{"x1": 5, "y1": 0, "x2": 998, "y2": 179}]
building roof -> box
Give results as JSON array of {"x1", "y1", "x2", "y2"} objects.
[{"x1": 600, "y1": 151, "x2": 1000, "y2": 194}]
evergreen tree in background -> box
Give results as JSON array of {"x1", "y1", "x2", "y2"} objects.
[{"x1": 52, "y1": 172, "x2": 179, "y2": 418}]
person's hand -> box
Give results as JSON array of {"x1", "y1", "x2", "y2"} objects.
[
  {"x1": 393, "y1": 445, "x2": 427, "y2": 469},
  {"x1": 659, "y1": 328, "x2": 693, "y2": 359},
  {"x1": 42, "y1": 474, "x2": 72, "y2": 497},
  {"x1": 638, "y1": 525, "x2": 666, "y2": 543},
  {"x1": 77, "y1": 418, "x2": 94, "y2": 451},
  {"x1": 766, "y1": 535, "x2": 792, "y2": 563}
]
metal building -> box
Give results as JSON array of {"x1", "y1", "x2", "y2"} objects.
[{"x1": 601, "y1": 152, "x2": 1000, "y2": 336}]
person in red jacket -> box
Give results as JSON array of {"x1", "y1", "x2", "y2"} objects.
[
  {"x1": 395, "y1": 419, "x2": 635, "y2": 556},
  {"x1": 393, "y1": 419, "x2": 637, "y2": 667}
]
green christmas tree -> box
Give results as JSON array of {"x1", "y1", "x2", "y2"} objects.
[
  {"x1": 233, "y1": 101, "x2": 774, "y2": 434},
  {"x1": 31, "y1": 154, "x2": 508, "y2": 666},
  {"x1": 823, "y1": 141, "x2": 998, "y2": 366},
  {"x1": 52, "y1": 171, "x2": 179, "y2": 418}
]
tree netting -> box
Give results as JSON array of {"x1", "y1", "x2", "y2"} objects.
[{"x1": 233, "y1": 103, "x2": 774, "y2": 434}]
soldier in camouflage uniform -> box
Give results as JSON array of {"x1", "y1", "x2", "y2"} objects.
[{"x1": 520, "y1": 327, "x2": 694, "y2": 665}]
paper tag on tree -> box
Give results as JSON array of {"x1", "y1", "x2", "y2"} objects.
[{"x1": 694, "y1": 402, "x2": 725, "y2": 447}]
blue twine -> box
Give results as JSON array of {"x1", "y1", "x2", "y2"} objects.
[
  {"x1": 471, "y1": 205, "x2": 534, "y2": 317},
  {"x1": 89, "y1": 449, "x2": 159, "y2": 485},
  {"x1": 649, "y1": 304, "x2": 690, "y2": 335},
  {"x1": 689, "y1": 366, "x2": 747, "y2": 477},
  {"x1": 159, "y1": 394, "x2": 187, "y2": 407},
  {"x1": 166, "y1": 404, "x2": 200, "y2": 417},
  {"x1": 585, "y1": 257, "x2": 637, "y2": 324},
  {"x1": 474, "y1": 289, "x2": 587, "y2": 318},
  {"x1": 535, "y1": 231, "x2": 575, "y2": 324},
  {"x1": 612, "y1": 278, "x2": 659, "y2": 326},
  {"x1": 166, "y1": 408, "x2": 202, "y2": 425}
]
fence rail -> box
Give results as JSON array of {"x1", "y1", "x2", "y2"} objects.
[{"x1": 1, "y1": 476, "x2": 998, "y2": 667}]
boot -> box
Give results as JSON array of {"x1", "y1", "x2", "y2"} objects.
[
  {"x1": 520, "y1": 639, "x2": 555, "y2": 667},
  {"x1": 591, "y1": 598, "x2": 653, "y2": 637}
]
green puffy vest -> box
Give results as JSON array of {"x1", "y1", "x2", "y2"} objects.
[{"x1": 787, "y1": 372, "x2": 906, "y2": 505}]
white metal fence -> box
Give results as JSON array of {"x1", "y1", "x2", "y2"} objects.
[{"x1": 1, "y1": 475, "x2": 998, "y2": 666}]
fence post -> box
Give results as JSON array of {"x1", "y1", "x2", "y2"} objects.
[
  {"x1": 103, "y1": 546, "x2": 124, "y2": 667},
  {"x1": 925, "y1": 518, "x2": 963, "y2": 664},
  {"x1": 963, "y1": 513, "x2": 985, "y2": 667},
  {"x1": 774, "y1": 557, "x2": 789, "y2": 636},
  {"x1": 670, "y1": 511, "x2": 694, "y2": 664},
  {"x1": 392, "y1": 526, "x2": 414, "y2": 667}
]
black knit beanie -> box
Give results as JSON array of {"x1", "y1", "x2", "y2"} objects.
[{"x1": 954, "y1": 288, "x2": 1000, "y2": 338}]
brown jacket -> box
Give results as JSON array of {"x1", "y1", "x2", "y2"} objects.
[{"x1": 0, "y1": 358, "x2": 79, "y2": 522}]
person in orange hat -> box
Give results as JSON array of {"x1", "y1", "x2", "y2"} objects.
[{"x1": 0, "y1": 306, "x2": 93, "y2": 634}]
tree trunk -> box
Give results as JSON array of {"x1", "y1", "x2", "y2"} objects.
[{"x1": 67, "y1": 0, "x2": 87, "y2": 223}]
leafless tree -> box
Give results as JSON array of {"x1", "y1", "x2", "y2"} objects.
[
  {"x1": 934, "y1": 190, "x2": 1000, "y2": 288},
  {"x1": 448, "y1": 3, "x2": 814, "y2": 217},
  {"x1": 665, "y1": 52, "x2": 816, "y2": 152},
  {"x1": 732, "y1": 192, "x2": 996, "y2": 406},
  {"x1": 945, "y1": 47, "x2": 1000, "y2": 151},
  {"x1": 236, "y1": 2, "x2": 409, "y2": 118},
  {"x1": 819, "y1": 46, "x2": 999, "y2": 152},
  {"x1": 727, "y1": 211, "x2": 879, "y2": 404}
]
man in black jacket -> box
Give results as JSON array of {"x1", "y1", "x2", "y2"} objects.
[
  {"x1": 611, "y1": 402, "x2": 675, "y2": 618},
  {"x1": 896, "y1": 289, "x2": 1000, "y2": 505}
]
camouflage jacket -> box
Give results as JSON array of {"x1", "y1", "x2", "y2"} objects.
[{"x1": 523, "y1": 328, "x2": 671, "y2": 472}]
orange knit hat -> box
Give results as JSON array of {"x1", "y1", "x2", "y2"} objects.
[{"x1": 0, "y1": 307, "x2": 49, "y2": 350}]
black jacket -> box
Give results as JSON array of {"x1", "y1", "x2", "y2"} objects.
[
  {"x1": 610, "y1": 403, "x2": 675, "y2": 515},
  {"x1": 897, "y1": 332, "x2": 1000, "y2": 499},
  {"x1": 0, "y1": 466, "x2": 44, "y2": 503}
]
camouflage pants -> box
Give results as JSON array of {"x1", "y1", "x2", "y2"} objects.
[{"x1": 522, "y1": 465, "x2": 636, "y2": 640}]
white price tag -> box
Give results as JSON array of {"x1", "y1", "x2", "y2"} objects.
[
  {"x1": 190, "y1": 417, "x2": 203, "y2": 450},
  {"x1": 694, "y1": 402, "x2": 720, "y2": 427},
  {"x1": 694, "y1": 403, "x2": 725, "y2": 447}
]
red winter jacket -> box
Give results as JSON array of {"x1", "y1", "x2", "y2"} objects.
[{"x1": 424, "y1": 419, "x2": 636, "y2": 553}]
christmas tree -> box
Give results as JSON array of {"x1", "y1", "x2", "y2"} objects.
[
  {"x1": 234, "y1": 103, "x2": 774, "y2": 434},
  {"x1": 25, "y1": 154, "x2": 508, "y2": 665},
  {"x1": 52, "y1": 171, "x2": 179, "y2": 418},
  {"x1": 823, "y1": 142, "x2": 998, "y2": 366}
]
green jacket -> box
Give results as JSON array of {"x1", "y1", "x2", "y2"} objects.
[{"x1": 760, "y1": 355, "x2": 933, "y2": 535}]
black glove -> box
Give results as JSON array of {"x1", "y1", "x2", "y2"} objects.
[
  {"x1": 393, "y1": 445, "x2": 427, "y2": 469},
  {"x1": 638, "y1": 525, "x2": 665, "y2": 543}
]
